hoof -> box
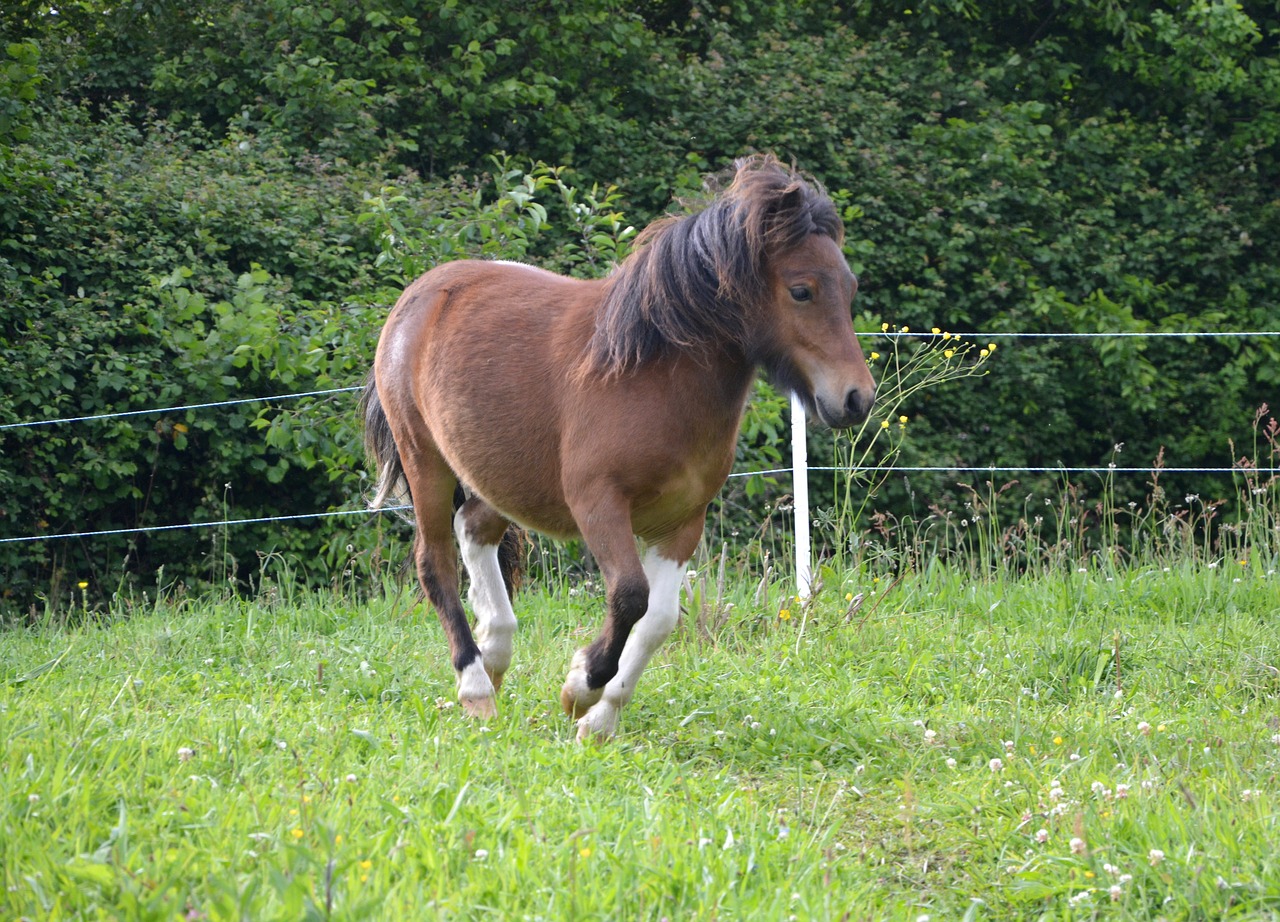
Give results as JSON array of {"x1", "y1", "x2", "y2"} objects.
[
  {"x1": 575, "y1": 701, "x2": 619, "y2": 743},
  {"x1": 460, "y1": 695, "x2": 497, "y2": 719},
  {"x1": 457, "y1": 660, "x2": 496, "y2": 719},
  {"x1": 560, "y1": 648, "x2": 602, "y2": 719}
]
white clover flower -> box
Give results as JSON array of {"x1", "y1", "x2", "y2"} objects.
[
  {"x1": 1070, "y1": 837, "x2": 1087, "y2": 855},
  {"x1": 1110, "y1": 884, "x2": 1123, "y2": 902},
  {"x1": 1034, "y1": 829, "x2": 1049, "y2": 844},
  {"x1": 946, "y1": 758, "x2": 957, "y2": 769},
  {"x1": 178, "y1": 747, "x2": 195, "y2": 762},
  {"x1": 1148, "y1": 848, "x2": 1165, "y2": 866},
  {"x1": 989, "y1": 758, "x2": 1004, "y2": 773}
]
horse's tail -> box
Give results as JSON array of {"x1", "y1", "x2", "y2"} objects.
[
  {"x1": 497, "y1": 520, "x2": 526, "y2": 600},
  {"x1": 360, "y1": 372, "x2": 411, "y2": 511}
]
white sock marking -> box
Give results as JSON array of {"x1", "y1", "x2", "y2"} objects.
[
  {"x1": 457, "y1": 659, "x2": 495, "y2": 704},
  {"x1": 455, "y1": 510, "x2": 518, "y2": 679},
  {"x1": 577, "y1": 549, "x2": 684, "y2": 741}
]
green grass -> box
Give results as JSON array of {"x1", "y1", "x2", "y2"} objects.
[{"x1": 3, "y1": 563, "x2": 1279, "y2": 920}]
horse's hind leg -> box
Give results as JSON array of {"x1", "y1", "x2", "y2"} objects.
[
  {"x1": 454, "y1": 495, "x2": 519, "y2": 691},
  {"x1": 403, "y1": 461, "x2": 496, "y2": 717}
]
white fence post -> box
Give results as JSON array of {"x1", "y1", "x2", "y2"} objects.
[{"x1": 790, "y1": 393, "x2": 811, "y2": 601}]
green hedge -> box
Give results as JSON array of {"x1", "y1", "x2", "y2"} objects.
[{"x1": 2, "y1": 3, "x2": 1278, "y2": 612}]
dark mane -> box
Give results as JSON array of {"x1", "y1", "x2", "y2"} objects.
[{"x1": 586, "y1": 154, "x2": 844, "y2": 376}]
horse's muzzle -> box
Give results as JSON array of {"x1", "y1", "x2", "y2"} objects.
[{"x1": 816, "y1": 386, "x2": 875, "y2": 429}]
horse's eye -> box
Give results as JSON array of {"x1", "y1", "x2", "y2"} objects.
[{"x1": 789, "y1": 286, "x2": 812, "y2": 302}]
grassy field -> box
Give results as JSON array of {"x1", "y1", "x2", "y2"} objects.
[{"x1": 2, "y1": 559, "x2": 1279, "y2": 920}]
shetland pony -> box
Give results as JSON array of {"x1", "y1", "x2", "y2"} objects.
[{"x1": 362, "y1": 155, "x2": 875, "y2": 741}]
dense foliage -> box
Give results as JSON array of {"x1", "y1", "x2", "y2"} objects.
[{"x1": 2, "y1": 1, "x2": 1278, "y2": 611}]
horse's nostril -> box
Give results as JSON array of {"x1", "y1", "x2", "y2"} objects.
[{"x1": 846, "y1": 388, "x2": 874, "y2": 423}]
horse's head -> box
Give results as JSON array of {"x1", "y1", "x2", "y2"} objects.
[
  {"x1": 718, "y1": 159, "x2": 873, "y2": 429},
  {"x1": 757, "y1": 231, "x2": 875, "y2": 429},
  {"x1": 588, "y1": 154, "x2": 877, "y2": 425}
]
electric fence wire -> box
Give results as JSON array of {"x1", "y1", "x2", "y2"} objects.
[{"x1": 3, "y1": 328, "x2": 1277, "y2": 545}]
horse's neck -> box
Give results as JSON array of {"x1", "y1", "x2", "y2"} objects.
[{"x1": 679, "y1": 350, "x2": 758, "y2": 430}]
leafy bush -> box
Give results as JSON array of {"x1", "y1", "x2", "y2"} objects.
[
  {"x1": 3, "y1": 1, "x2": 1278, "y2": 614},
  {"x1": 0, "y1": 104, "x2": 400, "y2": 611}
]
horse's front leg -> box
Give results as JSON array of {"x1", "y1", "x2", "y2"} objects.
[{"x1": 562, "y1": 510, "x2": 701, "y2": 742}]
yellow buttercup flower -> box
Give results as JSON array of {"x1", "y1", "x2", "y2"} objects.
[
  {"x1": 944, "y1": 349, "x2": 955, "y2": 359},
  {"x1": 870, "y1": 351, "x2": 881, "y2": 360},
  {"x1": 931, "y1": 327, "x2": 941, "y2": 335},
  {"x1": 881, "y1": 322, "x2": 890, "y2": 332},
  {"x1": 880, "y1": 419, "x2": 890, "y2": 429},
  {"x1": 778, "y1": 608, "x2": 792, "y2": 621},
  {"x1": 898, "y1": 415, "x2": 909, "y2": 424}
]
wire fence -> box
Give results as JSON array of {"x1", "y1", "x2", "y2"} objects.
[
  {"x1": 2, "y1": 329, "x2": 1276, "y2": 546},
  {"x1": 0, "y1": 386, "x2": 362, "y2": 431},
  {"x1": 2, "y1": 329, "x2": 1278, "y2": 431}
]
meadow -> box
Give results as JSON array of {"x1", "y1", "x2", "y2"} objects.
[{"x1": 3, "y1": 553, "x2": 1278, "y2": 920}]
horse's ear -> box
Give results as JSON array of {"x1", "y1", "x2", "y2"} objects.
[
  {"x1": 776, "y1": 183, "x2": 806, "y2": 215},
  {"x1": 766, "y1": 182, "x2": 809, "y2": 242}
]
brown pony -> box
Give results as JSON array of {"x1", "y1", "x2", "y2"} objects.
[{"x1": 362, "y1": 155, "x2": 875, "y2": 741}]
